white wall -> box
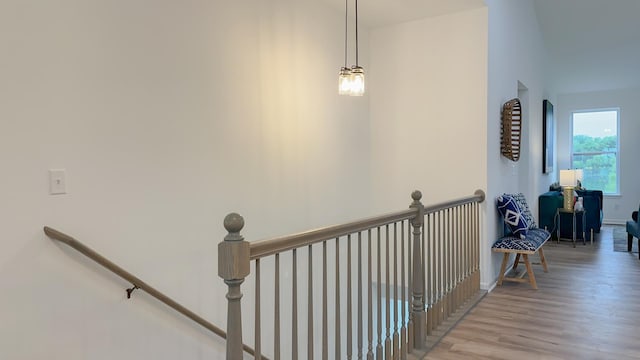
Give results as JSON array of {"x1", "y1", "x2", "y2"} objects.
[
  {"x1": 368, "y1": 8, "x2": 488, "y2": 212},
  {"x1": 484, "y1": 0, "x2": 551, "y2": 288},
  {"x1": 556, "y1": 88, "x2": 640, "y2": 223},
  {"x1": 0, "y1": 1, "x2": 372, "y2": 359}
]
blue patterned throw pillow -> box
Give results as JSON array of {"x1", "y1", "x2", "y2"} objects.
[
  {"x1": 507, "y1": 192, "x2": 537, "y2": 229},
  {"x1": 496, "y1": 194, "x2": 529, "y2": 239}
]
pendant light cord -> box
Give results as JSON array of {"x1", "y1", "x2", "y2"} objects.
[
  {"x1": 344, "y1": 0, "x2": 349, "y2": 67},
  {"x1": 355, "y1": 0, "x2": 359, "y2": 66}
]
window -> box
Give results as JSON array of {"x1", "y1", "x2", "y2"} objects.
[{"x1": 571, "y1": 109, "x2": 619, "y2": 195}]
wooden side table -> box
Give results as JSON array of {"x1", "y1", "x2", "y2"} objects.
[{"x1": 556, "y1": 208, "x2": 587, "y2": 247}]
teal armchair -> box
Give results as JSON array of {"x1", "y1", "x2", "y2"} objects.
[{"x1": 627, "y1": 205, "x2": 640, "y2": 259}]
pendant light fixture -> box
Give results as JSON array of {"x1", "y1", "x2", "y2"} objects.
[
  {"x1": 338, "y1": 0, "x2": 352, "y2": 95},
  {"x1": 349, "y1": 0, "x2": 365, "y2": 96},
  {"x1": 338, "y1": 0, "x2": 365, "y2": 96}
]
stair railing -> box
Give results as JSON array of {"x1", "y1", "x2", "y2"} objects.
[
  {"x1": 219, "y1": 189, "x2": 485, "y2": 360},
  {"x1": 43, "y1": 226, "x2": 263, "y2": 359}
]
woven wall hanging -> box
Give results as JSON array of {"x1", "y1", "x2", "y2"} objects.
[{"x1": 501, "y1": 98, "x2": 522, "y2": 162}]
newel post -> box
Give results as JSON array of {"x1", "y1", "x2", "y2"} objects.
[
  {"x1": 410, "y1": 191, "x2": 426, "y2": 349},
  {"x1": 218, "y1": 213, "x2": 250, "y2": 360}
]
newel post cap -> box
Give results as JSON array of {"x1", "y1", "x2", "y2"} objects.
[{"x1": 218, "y1": 213, "x2": 250, "y2": 280}]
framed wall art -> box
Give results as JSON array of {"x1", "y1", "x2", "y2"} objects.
[{"x1": 542, "y1": 99, "x2": 554, "y2": 174}]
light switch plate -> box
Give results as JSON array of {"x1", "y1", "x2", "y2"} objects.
[{"x1": 49, "y1": 169, "x2": 67, "y2": 195}]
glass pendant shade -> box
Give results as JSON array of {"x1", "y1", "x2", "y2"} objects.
[
  {"x1": 338, "y1": 67, "x2": 352, "y2": 95},
  {"x1": 349, "y1": 66, "x2": 365, "y2": 96}
]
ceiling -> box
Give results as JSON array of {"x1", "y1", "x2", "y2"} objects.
[
  {"x1": 534, "y1": 0, "x2": 640, "y2": 94},
  {"x1": 320, "y1": 0, "x2": 640, "y2": 94},
  {"x1": 320, "y1": 0, "x2": 485, "y2": 28}
]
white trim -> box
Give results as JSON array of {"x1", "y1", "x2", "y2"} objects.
[
  {"x1": 481, "y1": 280, "x2": 497, "y2": 292},
  {"x1": 604, "y1": 219, "x2": 626, "y2": 226},
  {"x1": 570, "y1": 108, "x2": 620, "y2": 195}
]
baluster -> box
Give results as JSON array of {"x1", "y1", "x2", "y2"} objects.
[
  {"x1": 470, "y1": 204, "x2": 474, "y2": 292},
  {"x1": 367, "y1": 229, "x2": 374, "y2": 360},
  {"x1": 292, "y1": 249, "x2": 298, "y2": 360},
  {"x1": 309, "y1": 245, "x2": 314, "y2": 360},
  {"x1": 464, "y1": 204, "x2": 469, "y2": 296},
  {"x1": 450, "y1": 208, "x2": 455, "y2": 313},
  {"x1": 454, "y1": 206, "x2": 460, "y2": 309},
  {"x1": 376, "y1": 227, "x2": 383, "y2": 360},
  {"x1": 460, "y1": 206, "x2": 465, "y2": 305},
  {"x1": 447, "y1": 209, "x2": 456, "y2": 318},
  {"x1": 470, "y1": 203, "x2": 475, "y2": 292},
  {"x1": 462, "y1": 205, "x2": 467, "y2": 299},
  {"x1": 407, "y1": 217, "x2": 413, "y2": 353},
  {"x1": 323, "y1": 241, "x2": 328, "y2": 360},
  {"x1": 446, "y1": 209, "x2": 451, "y2": 319},
  {"x1": 358, "y1": 232, "x2": 363, "y2": 360},
  {"x1": 473, "y1": 203, "x2": 480, "y2": 291},
  {"x1": 275, "y1": 253, "x2": 281, "y2": 360},
  {"x1": 400, "y1": 221, "x2": 407, "y2": 360},
  {"x1": 410, "y1": 191, "x2": 425, "y2": 349},
  {"x1": 393, "y1": 223, "x2": 399, "y2": 360},
  {"x1": 469, "y1": 203, "x2": 474, "y2": 292},
  {"x1": 336, "y1": 238, "x2": 341, "y2": 359},
  {"x1": 422, "y1": 221, "x2": 426, "y2": 329},
  {"x1": 426, "y1": 213, "x2": 432, "y2": 336},
  {"x1": 385, "y1": 225, "x2": 391, "y2": 360},
  {"x1": 255, "y1": 259, "x2": 262, "y2": 360},
  {"x1": 455, "y1": 207, "x2": 460, "y2": 310},
  {"x1": 437, "y1": 211, "x2": 443, "y2": 327},
  {"x1": 218, "y1": 213, "x2": 250, "y2": 360},
  {"x1": 467, "y1": 204, "x2": 472, "y2": 297},
  {"x1": 348, "y1": 235, "x2": 353, "y2": 360},
  {"x1": 467, "y1": 205, "x2": 475, "y2": 293}
]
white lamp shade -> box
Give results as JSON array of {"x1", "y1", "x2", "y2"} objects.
[{"x1": 559, "y1": 169, "x2": 581, "y2": 187}]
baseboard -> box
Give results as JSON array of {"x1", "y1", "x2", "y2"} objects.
[
  {"x1": 604, "y1": 219, "x2": 626, "y2": 225},
  {"x1": 480, "y1": 280, "x2": 497, "y2": 292}
]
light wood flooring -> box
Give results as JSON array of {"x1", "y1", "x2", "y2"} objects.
[{"x1": 426, "y1": 225, "x2": 640, "y2": 360}]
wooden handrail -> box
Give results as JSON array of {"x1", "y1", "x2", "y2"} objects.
[
  {"x1": 249, "y1": 189, "x2": 486, "y2": 260},
  {"x1": 424, "y1": 189, "x2": 486, "y2": 214},
  {"x1": 250, "y1": 209, "x2": 417, "y2": 260},
  {"x1": 43, "y1": 226, "x2": 264, "y2": 359}
]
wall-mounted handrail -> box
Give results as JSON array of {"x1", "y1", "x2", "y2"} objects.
[{"x1": 43, "y1": 226, "x2": 263, "y2": 359}]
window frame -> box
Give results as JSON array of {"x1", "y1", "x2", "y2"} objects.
[{"x1": 570, "y1": 108, "x2": 620, "y2": 196}]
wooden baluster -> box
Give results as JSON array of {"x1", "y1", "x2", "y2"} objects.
[
  {"x1": 309, "y1": 245, "x2": 314, "y2": 360},
  {"x1": 426, "y1": 213, "x2": 432, "y2": 337},
  {"x1": 393, "y1": 223, "x2": 400, "y2": 360},
  {"x1": 367, "y1": 229, "x2": 374, "y2": 360},
  {"x1": 255, "y1": 259, "x2": 262, "y2": 360},
  {"x1": 445, "y1": 209, "x2": 450, "y2": 320},
  {"x1": 407, "y1": 217, "x2": 413, "y2": 353},
  {"x1": 275, "y1": 253, "x2": 281, "y2": 360},
  {"x1": 348, "y1": 234, "x2": 353, "y2": 360},
  {"x1": 400, "y1": 221, "x2": 407, "y2": 360},
  {"x1": 385, "y1": 225, "x2": 392, "y2": 360},
  {"x1": 292, "y1": 249, "x2": 298, "y2": 360},
  {"x1": 336, "y1": 238, "x2": 341, "y2": 360},
  {"x1": 358, "y1": 232, "x2": 363, "y2": 360},
  {"x1": 323, "y1": 241, "x2": 328, "y2": 360},
  {"x1": 376, "y1": 227, "x2": 383, "y2": 360}
]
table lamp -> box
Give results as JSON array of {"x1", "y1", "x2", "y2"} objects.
[{"x1": 559, "y1": 169, "x2": 582, "y2": 211}]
